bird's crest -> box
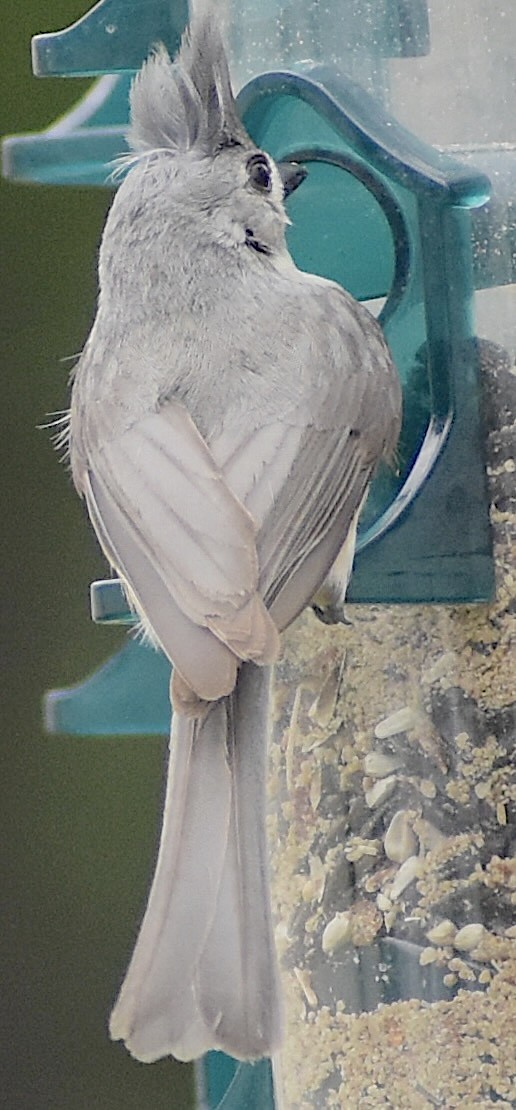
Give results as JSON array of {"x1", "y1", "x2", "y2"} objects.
[{"x1": 128, "y1": 5, "x2": 250, "y2": 157}]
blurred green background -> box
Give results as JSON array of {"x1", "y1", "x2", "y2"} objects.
[{"x1": 1, "y1": 3, "x2": 193, "y2": 1105}]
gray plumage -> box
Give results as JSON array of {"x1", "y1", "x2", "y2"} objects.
[{"x1": 68, "y1": 3, "x2": 401, "y2": 1063}]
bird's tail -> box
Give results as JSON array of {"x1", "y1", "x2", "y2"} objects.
[{"x1": 109, "y1": 662, "x2": 283, "y2": 1062}]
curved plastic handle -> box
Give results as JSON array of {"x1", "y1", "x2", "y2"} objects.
[{"x1": 237, "y1": 68, "x2": 494, "y2": 603}]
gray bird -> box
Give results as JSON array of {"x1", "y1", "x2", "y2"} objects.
[{"x1": 67, "y1": 4, "x2": 401, "y2": 1064}]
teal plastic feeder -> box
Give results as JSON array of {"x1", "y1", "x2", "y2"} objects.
[
  {"x1": 4, "y1": 2, "x2": 514, "y2": 1106},
  {"x1": 3, "y1": 1, "x2": 497, "y2": 608}
]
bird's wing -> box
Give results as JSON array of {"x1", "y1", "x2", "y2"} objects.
[
  {"x1": 82, "y1": 401, "x2": 279, "y2": 702},
  {"x1": 210, "y1": 417, "x2": 375, "y2": 630},
  {"x1": 209, "y1": 287, "x2": 400, "y2": 629}
]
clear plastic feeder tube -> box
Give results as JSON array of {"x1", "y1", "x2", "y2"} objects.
[
  {"x1": 238, "y1": 3, "x2": 516, "y2": 1107},
  {"x1": 389, "y1": 0, "x2": 516, "y2": 359},
  {"x1": 224, "y1": 0, "x2": 402, "y2": 97}
]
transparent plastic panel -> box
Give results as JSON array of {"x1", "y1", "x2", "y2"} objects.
[
  {"x1": 389, "y1": 0, "x2": 516, "y2": 360},
  {"x1": 225, "y1": 0, "x2": 430, "y2": 98},
  {"x1": 225, "y1": 1, "x2": 515, "y2": 360},
  {"x1": 389, "y1": 0, "x2": 516, "y2": 145}
]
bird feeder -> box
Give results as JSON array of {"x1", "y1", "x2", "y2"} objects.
[{"x1": 3, "y1": 2, "x2": 515, "y2": 1107}]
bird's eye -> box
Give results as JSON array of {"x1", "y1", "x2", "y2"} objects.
[{"x1": 247, "y1": 154, "x2": 272, "y2": 193}]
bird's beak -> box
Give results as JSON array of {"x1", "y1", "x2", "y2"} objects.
[{"x1": 278, "y1": 161, "x2": 308, "y2": 198}]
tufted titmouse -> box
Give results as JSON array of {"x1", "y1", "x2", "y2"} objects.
[{"x1": 66, "y1": 5, "x2": 401, "y2": 1063}]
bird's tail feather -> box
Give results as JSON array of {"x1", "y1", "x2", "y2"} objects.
[{"x1": 109, "y1": 662, "x2": 282, "y2": 1062}]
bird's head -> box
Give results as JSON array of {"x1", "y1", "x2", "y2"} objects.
[{"x1": 115, "y1": 7, "x2": 305, "y2": 259}]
